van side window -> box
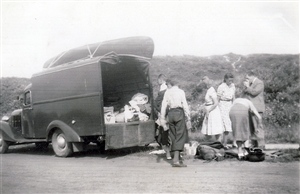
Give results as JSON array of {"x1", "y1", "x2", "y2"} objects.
[{"x1": 24, "y1": 91, "x2": 31, "y2": 105}]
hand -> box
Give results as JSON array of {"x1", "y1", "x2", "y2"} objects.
[
  {"x1": 162, "y1": 123, "x2": 169, "y2": 131},
  {"x1": 243, "y1": 80, "x2": 250, "y2": 87},
  {"x1": 205, "y1": 109, "x2": 210, "y2": 117}
]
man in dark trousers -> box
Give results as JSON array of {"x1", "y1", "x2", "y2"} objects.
[
  {"x1": 243, "y1": 70, "x2": 265, "y2": 149},
  {"x1": 154, "y1": 74, "x2": 171, "y2": 160},
  {"x1": 160, "y1": 78, "x2": 190, "y2": 167}
]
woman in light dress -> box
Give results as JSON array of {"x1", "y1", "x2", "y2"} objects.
[
  {"x1": 201, "y1": 76, "x2": 224, "y2": 141},
  {"x1": 217, "y1": 73, "x2": 237, "y2": 149}
]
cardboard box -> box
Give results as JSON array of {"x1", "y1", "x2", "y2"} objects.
[{"x1": 104, "y1": 112, "x2": 116, "y2": 124}]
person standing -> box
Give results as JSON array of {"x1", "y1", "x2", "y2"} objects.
[
  {"x1": 154, "y1": 74, "x2": 171, "y2": 160},
  {"x1": 201, "y1": 76, "x2": 224, "y2": 141},
  {"x1": 217, "y1": 73, "x2": 237, "y2": 149},
  {"x1": 243, "y1": 70, "x2": 265, "y2": 149},
  {"x1": 229, "y1": 97, "x2": 263, "y2": 159},
  {"x1": 160, "y1": 78, "x2": 190, "y2": 167}
]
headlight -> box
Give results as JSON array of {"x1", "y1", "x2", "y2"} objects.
[{"x1": 1, "y1": 116, "x2": 9, "y2": 122}]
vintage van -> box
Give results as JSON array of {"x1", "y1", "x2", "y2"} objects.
[{"x1": 0, "y1": 36, "x2": 156, "y2": 157}]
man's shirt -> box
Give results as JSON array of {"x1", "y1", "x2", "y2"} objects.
[{"x1": 160, "y1": 86, "x2": 190, "y2": 119}]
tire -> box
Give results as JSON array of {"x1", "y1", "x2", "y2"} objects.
[
  {"x1": 0, "y1": 132, "x2": 9, "y2": 154},
  {"x1": 35, "y1": 142, "x2": 49, "y2": 149},
  {"x1": 52, "y1": 129, "x2": 73, "y2": 157}
]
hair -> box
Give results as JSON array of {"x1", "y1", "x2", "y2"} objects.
[
  {"x1": 223, "y1": 72, "x2": 234, "y2": 82},
  {"x1": 165, "y1": 78, "x2": 177, "y2": 86},
  {"x1": 202, "y1": 76, "x2": 209, "y2": 81},
  {"x1": 246, "y1": 70, "x2": 256, "y2": 77},
  {"x1": 158, "y1": 74, "x2": 166, "y2": 80}
]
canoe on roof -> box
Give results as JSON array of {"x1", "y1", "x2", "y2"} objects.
[{"x1": 43, "y1": 36, "x2": 154, "y2": 68}]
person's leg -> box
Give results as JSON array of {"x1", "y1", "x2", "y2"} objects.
[
  {"x1": 251, "y1": 113, "x2": 265, "y2": 149},
  {"x1": 215, "y1": 134, "x2": 221, "y2": 142},
  {"x1": 232, "y1": 138, "x2": 238, "y2": 148},
  {"x1": 162, "y1": 145, "x2": 171, "y2": 159},
  {"x1": 223, "y1": 131, "x2": 229, "y2": 148},
  {"x1": 173, "y1": 150, "x2": 180, "y2": 163},
  {"x1": 237, "y1": 141, "x2": 244, "y2": 160},
  {"x1": 161, "y1": 129, "x2": 171, "y2": 159},
  {"x1": 169, "y1": 109, "x2": 187, "y2": 167}
]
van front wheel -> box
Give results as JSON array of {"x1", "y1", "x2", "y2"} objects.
[
  {"x1": 52, "y1": 129, "x2": 73, "y2": 157},
  {"x1": 0, "y1": 132, "x2": 9, "y2": 153}
]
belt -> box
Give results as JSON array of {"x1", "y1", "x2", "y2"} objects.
[
  {"x1": 220, "y1": 99, "x2": 232, "y2": 102},
  {"x1": 169, "y1": 107, "x2": 183, "y2": 110},
  {"x1": 205, "y1": 104, "x2": 213, "y2": 106}
]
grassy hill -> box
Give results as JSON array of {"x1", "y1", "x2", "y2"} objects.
[{"x1": 1, "y1": 53, "x2": 299, "y2": 143}]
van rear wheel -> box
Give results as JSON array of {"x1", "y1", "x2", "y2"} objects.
[
  {"x1": 52, "y1": 129, "x2": 73, "y2": 157},
  {"x1": 0, "y1": 132, "x2": 9, "y2": 153}
]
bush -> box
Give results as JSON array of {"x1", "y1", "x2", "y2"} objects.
[{"x1": 0, "y1": 77, "x2": 30, "y2": 117}]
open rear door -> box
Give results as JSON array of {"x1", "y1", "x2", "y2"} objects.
[{"x1": 105, "y1": 121, "x2": 155, "y2": 149}]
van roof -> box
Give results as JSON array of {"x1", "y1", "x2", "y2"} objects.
[{"x1": 43, "y1": 36, "x2": 154, "y2": 69}]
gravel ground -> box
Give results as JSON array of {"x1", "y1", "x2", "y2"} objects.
[{"x1": 0, "y1": 144, "x2": 299, "y2": 194}]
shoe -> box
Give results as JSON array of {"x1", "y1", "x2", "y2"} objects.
[
  {"x1": 172, "y1": 162, "x2": 187, "y2": 167},
  {"x1": 238, "y1": 153, "x2": 248, "y2": 161}
]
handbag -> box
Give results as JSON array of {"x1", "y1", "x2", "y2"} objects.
[{"x1": 247, "y1": 148, "x2": 265, "y2": 162}]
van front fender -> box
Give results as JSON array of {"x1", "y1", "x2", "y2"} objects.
[
  {"x1": 46, "y1": 120, "x2": 83, "y2": 142},
  {"x1": 0, "y1": 121, "x2": 17, "y2": 142}
]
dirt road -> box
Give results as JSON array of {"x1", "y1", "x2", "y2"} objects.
[{"x1": 1, "y1": 144, "x2": 299, "y2": 194}]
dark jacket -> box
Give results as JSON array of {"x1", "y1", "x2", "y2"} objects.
[{"x1": 154, "y1": 89, "x2": 166, "y2": 115}]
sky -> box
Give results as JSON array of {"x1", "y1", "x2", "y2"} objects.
[{"x1": 1, "y1": 1, "x2": 299, "y2": 78}]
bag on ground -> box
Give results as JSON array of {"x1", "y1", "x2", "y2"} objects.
[{"x1": 195, "y1": 143, "x2": 225, "y2": 161}]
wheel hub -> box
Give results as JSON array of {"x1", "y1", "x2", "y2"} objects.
[{"x1": 57, "y1": 135, "x2": 66, "y2": 149}]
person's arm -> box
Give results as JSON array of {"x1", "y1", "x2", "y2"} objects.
[
  {"x1": 232, "y1": 85, "x2": 236, "y2": 102},
  {"x1": 181, "y1": 91, "x2": 190, "y2": 119},
  {"x1": 244, "y1": 81, "x2": 264, "y2": 97},
  {"x1": 160, "y1": 91, "x2": 168, "y2": 120},
  {"x1": 205, "y1": 95, "x2": 219, "y2": 116},
  {"x1": 216, "y1": 85, "x2": 222, "y2": 101}
]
